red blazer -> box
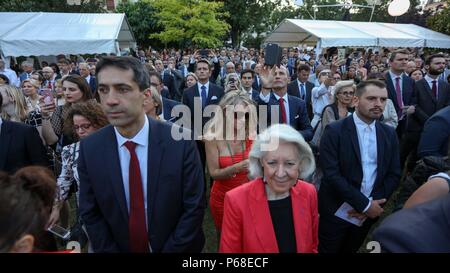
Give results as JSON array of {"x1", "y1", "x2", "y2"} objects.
[{"x1": 219, "y1": 178, "x2": 318, "y2": 253}]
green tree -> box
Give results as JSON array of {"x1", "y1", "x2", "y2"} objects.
[
  {"x1": 427, "y1": 0, "x2": 450, "y2": 35},
  {"x1": 150, "y1": 0, "x2": 229, "y2": 48},
  {"x1": 0, "y1": 0, "x2": 105, "y2": 13},
  {"x1": 116, "y1": 1, "x2": 162, "y2": 49}
]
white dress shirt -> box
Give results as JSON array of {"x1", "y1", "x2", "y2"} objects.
[
  {"x1": 114, "y1": 115, "x2": 149, "y2": 223},
  {"x1": 353, "y1": 113, "x2": 378, "y2": 212},
  {"x1": 311, "y1": 83, "x2": 331, "y2": 116},
  {"x1": 272, "y1": 93, "x2": 290, "y2": 125},
  {"x1": 424, "y1": 74, "x2": 440, "y2": 98},
  {"x1": 197, "y1": 81, "x2": 210, "y2": 103}
]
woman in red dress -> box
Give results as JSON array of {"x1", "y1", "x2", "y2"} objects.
[{"x1": 204, "y1": 89, "x2": 257, "y2": 241}]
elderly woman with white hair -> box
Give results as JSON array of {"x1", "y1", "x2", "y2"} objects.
[
  {"x1": 311, "y1": 80, "x2": 355, "y2": 147},
  {"x1": 219, "y1": 124, "x2": 318, "y2": 253}
]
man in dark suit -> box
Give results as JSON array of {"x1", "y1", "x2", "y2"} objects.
[
  {"x1": 318, "y1": 80, "x2": 401, "y2": 253},
  {"x1": 149, "y1": 71, "x2": 181, "y2": 122},
  {"x1": 79, "y1": 62, "x2": 97, "y2": 94},
  {"x1": 384, "y1": 49, "x2": 415, "y2": 138},
  {"x1": 252, "y1": 63, "x2": 262, "y2": 91},
  {"x1": 78, "y1": 56, "x2": 205, "y2": 253},
  {"x1": 182, "y1": 59, "x2": 224, "y2": 170},
  {"x1": 19, "y1": 61, "x2": 34, "y2": 82},
  {"x1": 0, "y1": 96, "x2": 48, "y2": 173},
  {"x1": 417, "y1": 106, "x2": 450, "y2": 158},
  {"x1": 240, "y1": 69, "x2": 260, "y2": 102},
  {"x1": 373, "y1": 194, "x2": 450, "y2": 253},
  {"x1": 257, "y1": 65, "x2": 313, "y2": 141},
  {"x1": 401, "y1": 54, "x2": 450, "y2": 170},
  {"x1": 287, "y1": 63, "x2": 315, "y2": 120}
]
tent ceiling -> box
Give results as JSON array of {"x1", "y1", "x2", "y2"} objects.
[
  {"x1": 265, "y1": 19, "x2": 450, "y2": 48},
  {"x1": 0, "y1": 12, "x2": 136, "y2": 57}
]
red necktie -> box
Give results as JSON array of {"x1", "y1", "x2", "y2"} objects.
[
  {"x1": 395, "y1": 77, "x2": 403, "y2": 117},
  {"x1": 431, "y1": 80, "x2": 437, "y2": 99},
  {"x1": 124, "y1": 141, "x2": 149, "y2": 253},
  {"x1": 279, "y1": 97, "x2": 287, "y2": 124}
]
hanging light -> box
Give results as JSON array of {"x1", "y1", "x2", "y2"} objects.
[{"x1": 388, "y1": 0, "x2": 410, "y2": 17}]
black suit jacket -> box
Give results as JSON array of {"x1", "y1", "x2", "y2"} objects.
[
  {"x1": 182, "y1": 82, "x2": 224, "y2": 137},
  {"x1": 287, "y1": 79, "x2": 315, "y2": 120},
  {"x1": 162, "y1": 97, "x2": 181, "y2": 122},
  {"x1": 373, "y1": 194, "x2": 450, "y2": 253},
  {"x1": 318, "y1": 115, "x2": 401, "y2": 215},
  {"x1": 88, "y1": 76, "x2": 97, "y2": 94},
  {"x1": 385, "y1": 72, "x2": 415, "y2": 114},
  {"x1": 417, "y1": 105, "x2": 450, "y2": 158},
  {"x1": 256, "y1": 93, "x2": 313, "y2": 141},
  {"x1": 0, "y1": 120, "x2": 48, "y2": 173},
  {"x1": 408, "y1": 78, "x2": 450, "y2": 132},
  {"x1": 78, "y1": 117, "x2": 205, "y2": 253}
]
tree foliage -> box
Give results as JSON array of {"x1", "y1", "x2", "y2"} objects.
[
  {"x1": 150, "y1": 0, "x2": 229, "y2": 49},
  {"x1": 427, "y1": 0, "x2": 450, "y2": 35},
  {"x1": 0, "y1": 0, "x2": 105, "y2": 13},
  {"x1": 116, "y1": 1, "x2": 162, "y2": 49}
]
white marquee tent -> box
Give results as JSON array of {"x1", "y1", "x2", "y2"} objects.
[
  {"x1": 265, "y1": 19, "x2": 450, "y2": 49},
  {"x1": 0, "y1": 12, "x2": 136, "y2": 57}
]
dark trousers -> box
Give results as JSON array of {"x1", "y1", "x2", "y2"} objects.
[
  {"x1": 318, "y1": 213, "x2": 377, "y2": 253},
  {"x1": 400, "y1": 131, "x2": 421, "y2": 172}
]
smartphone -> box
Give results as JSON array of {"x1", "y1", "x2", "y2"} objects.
[
  {"x1": 200, "y1": 49, "x2": 209, "y2": 58},
  {"x1": 40, "y1": 88, "x2": 54, "y2": 105},
  {"x1": 264, "y1": 43, "x2": 282, "y2": 66},
  {"x1": 48, "y1": 225, "x2": 71, "y2": 240},
  {"x1": 338, "y1": 48, "x2": 346, "y2": 61}
]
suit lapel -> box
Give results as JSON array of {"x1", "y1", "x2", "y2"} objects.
[
  {"x1": 248, "y1": 179, "x2": 279, "y2": 252},
  {"x1": 375, "y1": 122, "x2": 385, "y2": 184},
  {"x1": 288, "y1": 97, "x2": 297, "y2": 126},
  {"x1": 346, "y1": 117, "x2": 362, "y2": 164},
  {"x1": 421, "y1": 79, "x2": 437, "y2": 104},
  {"x1": 146, "y1": 117, "x2": 163, "y2": 224},
  {"x1": 105, "y1": 126, "x2": 129, "y2": 221},
  {"x1": 0, "y1": 121, "x2": 12, "y2": 170},
  {"x1": 385, "y1": 73, "x2": 398, "y2": 108},
  {"x1": 437, "y1": 80, "x2": 447, "y2": 108}
]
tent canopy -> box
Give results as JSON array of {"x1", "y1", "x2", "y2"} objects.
[
  {"x1": 265, "y1": 19, "x2": 450, "y2": 48},
  {"x1": 0, "y1": 12, "x2": 136, "y2": 57}
]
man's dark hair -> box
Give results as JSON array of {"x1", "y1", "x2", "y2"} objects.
[
  {"x1": 425, "y1": 53, "x2": 445, "y2": 66},
  {"x1": 59, "y1": 59, "x2": 70, "y2": 65},
  {"x1": 355, "y1": 80, "x2": 386, "y2": 97},
  {"x1": 148, "y1": 71, "x2": 162, "y2": 84},
  {"x1": 96, "y1": 56, "x2": 150, "y2": 91},
  {"x1": 0, "y1": 74, "x2": 10, "y2": 85},
  {"x1": 195, "y1": 59, "x2": 211, "y2": 71},
  {"x1": 389, "y1": 49, "x2": 409, "y2": 62},
  {"x1": 297, "y1": 64, "x2": 311, "y2": 73},
  {"x1": 240, "y1": 69, "x2": 254, "y2": 79}
]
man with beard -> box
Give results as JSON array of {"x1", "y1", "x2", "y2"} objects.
[
  {"x1": 401, "y1": 54, "x2": 450, "y2": 171},
  {"x1": 318, "y1": 80, "x2": 401, "y2": 253}
]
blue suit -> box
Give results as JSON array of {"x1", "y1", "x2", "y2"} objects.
[
  {"x1": 318, "y1": 115, "x2": 401, "y2": 253},
  {"x1": 256, "y1": 93, "x2": 313, "y2": 141},
  {"x1": 88, "y1": 76, "x2": 97, "y2": 94},
  {"x1": 373, "y1": 194, "x2": 450, "y2": 253},
  {"x1": 162, "y1": 97, "x2": 181, "y2": 122},
  {"x1": 417, "y1": 106, "x2": 450, "y2": 158},
  {"x1": 78, "y1": 117, "x2": 205, "y2": 252}
]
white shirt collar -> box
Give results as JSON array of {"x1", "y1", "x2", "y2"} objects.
[
  {"x1": 85, "y1": 74, "x2": 91, "y2": 82},
  {"x1": 272, "y1": 92, "x2": 288, "y2": 102},
  {"x1": 389, "y1": 70, "x2": 403, "y2": 80},
  {"x1": 424, "y1": 74, "x2": 438, "y2": 83},
  {"x1": 353, "y1": 112, "x2": 376, "y2": 130},
  {"x1": 297, "y1": 79, "x2": 306, "y2": 85},
  {"x1": 114, "y1": 114, "x2": 149, "y2": 148},
  {"x1": 198, "y1": 81, "x2": 210, "y2": 95}
]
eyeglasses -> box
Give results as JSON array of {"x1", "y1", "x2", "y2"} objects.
[
  {"x1": 338, "y1": 91, "x2": 354, "y2": 96},
  {"x1": 333, "y1": 77, "x2": 341, "y2": 80},
  {"x1": 74, "y1": 123, "x2": 92, "y2": 131}
]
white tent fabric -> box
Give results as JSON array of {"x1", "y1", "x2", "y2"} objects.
[
  {"x1": 0, "y1": 12, "x2": 136, "y2": 57},
  {"x1": 265, "y1": 19, "x2": 450, "y2": 48}
]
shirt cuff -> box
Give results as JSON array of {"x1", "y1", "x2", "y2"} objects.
[{"x1": 362, "y1": 197, "x2": 372, "y2": 213}]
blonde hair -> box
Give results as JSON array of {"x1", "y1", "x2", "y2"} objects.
[
  {"x1": 0, "y1": 85, "x2": 28, "y2": 121},
  {"x1": 204, "y1": 90, "x2": 257, "y2": 141},
  {"x1": 21, "y1": 78, "x2": 41, "y2": 90},
  {"x1": 149, "y1": 86, "x2": 162, "y2": 116}
]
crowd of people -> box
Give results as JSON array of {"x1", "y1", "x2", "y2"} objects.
[{"x1": 0, "y1": 45, "x2": 450, "y2": 253}]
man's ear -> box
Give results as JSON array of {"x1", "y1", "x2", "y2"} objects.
[
  {"x1": 10, "y1": 234, "x2": 34, "y2": 253},
  {"x1": 352, "y1": 95, "x2": 359, "y2": 107}
]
